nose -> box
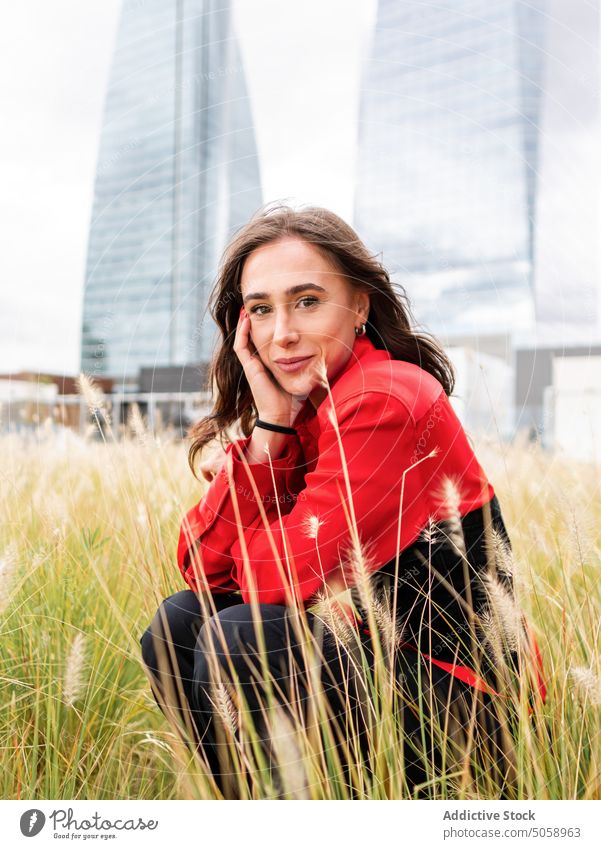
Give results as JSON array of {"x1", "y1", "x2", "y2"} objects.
[{"x1": 272, "y1": 305, "x2": 300, "y2": 348}]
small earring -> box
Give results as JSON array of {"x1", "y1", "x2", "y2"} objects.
[{"x1": 355, "y1": 323, "x2": 366, "y2": 336}]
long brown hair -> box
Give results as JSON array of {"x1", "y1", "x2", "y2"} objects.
[{"x1": 187, "y1": 202, "x2": 455, "y2": 478}]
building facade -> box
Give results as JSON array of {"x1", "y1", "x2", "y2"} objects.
[
  {"x1": 81, "y1": 0, "x2": 262, "y2": 380},
  {"x1": 353, "y1": 0, "x2": 600, "y2": 346},
  {"x1": 531, "y1": 0, "x2": 600, "y2": 335}
]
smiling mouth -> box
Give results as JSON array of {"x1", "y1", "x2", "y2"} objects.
[{"x1": 274, "y1": 356, "x2": 314, "y2": 372}]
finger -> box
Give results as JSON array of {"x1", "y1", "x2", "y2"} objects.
[
  {"x1": 200, "y1": 458, "x2": 219, "y2": 481},
  {"x1": 234, "y1": 309, "x2": 253, "y2": 363},
  {"x1": 235, "y1": 309, "x2": 264, "y2": 373}
]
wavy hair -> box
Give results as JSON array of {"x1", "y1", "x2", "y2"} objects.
[{"x1": 187, "y1": 202, "x2": 455, "y2": 478}]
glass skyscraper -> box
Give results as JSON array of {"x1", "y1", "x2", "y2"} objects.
[
  {"x1": 354, "y1": 0, "x2": 600, "y2": 343},
  {"x1": 81, "y1": 0, "x2": 262, "y2": 379}
]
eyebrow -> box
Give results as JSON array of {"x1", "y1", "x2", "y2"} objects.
[{"x1": 242, "y1": 283, "x2": 327, "y2": 304}]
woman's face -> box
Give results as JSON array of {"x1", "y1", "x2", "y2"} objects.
[{"x1": 239, "y1": 236, "x2": 370, "y2": 406}]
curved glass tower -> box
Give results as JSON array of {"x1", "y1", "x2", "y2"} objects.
[{"x1": 81, "y1": 0, "x2": 262, "y2": 378}]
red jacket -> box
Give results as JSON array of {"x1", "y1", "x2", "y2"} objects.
[{"x1": 177, "y1": 333, "x2": 547, "y2": 703}]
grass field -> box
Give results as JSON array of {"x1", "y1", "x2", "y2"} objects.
[{"x1": 1, "y1": 416, "x2": 599, "y2": 800}]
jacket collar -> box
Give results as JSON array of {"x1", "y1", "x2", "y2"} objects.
[
  {"x1": 328, "y1": 333, "x2": 390, "y2": 395},
  {"x1": 293, "y1": 334, "x2": 391, "y2": 434}
]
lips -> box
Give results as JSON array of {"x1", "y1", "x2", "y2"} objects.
[{"x1": 274, "y1": 355, "x2": 314, "y2": 373}]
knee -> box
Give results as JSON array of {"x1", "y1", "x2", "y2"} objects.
[
  {"x1": 194, "y1": 604, "x2": 264, "y2": 682},
  {"x1": 197, "y1": 603, "x2": 282, "y2": 654},
  {"x1": 140, "y1": 609, "x2": 169, "y2": 672},
  {"x1": 196, "y1": 605, "x2": 247, "y2": 666},
  {"x1": 140, "y1": 625, "x2": 155, "y2": 668},
  {"x1": 194, "y1": 603, "x2": 287, "y2": 686},
  {"x1": 139, "y1": 591, "x2": 199, "y2": 668}
]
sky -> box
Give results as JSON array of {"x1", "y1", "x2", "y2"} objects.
[{"x1": 0, "y1": 0, "x2": 377, "y2": 376}]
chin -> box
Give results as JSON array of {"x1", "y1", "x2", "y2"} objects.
[{"x1": 284, "y1": 375, "x2": 314, "y2": 394}]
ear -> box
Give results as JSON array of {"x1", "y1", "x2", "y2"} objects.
[{"x1": 354, "y1": 290, "x2": 370, "y2": 323}]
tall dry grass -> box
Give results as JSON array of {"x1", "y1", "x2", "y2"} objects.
[{"x1": 0, "y1": 396, "x2": 599, "y2": 799}]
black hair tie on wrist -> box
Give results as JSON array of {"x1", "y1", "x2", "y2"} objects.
[{"x1": 255, "y1": 418, "x2": 297, "y2": 435}]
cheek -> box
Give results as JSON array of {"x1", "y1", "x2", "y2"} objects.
[
  {"x1": 325, "y1": 338, "x2": 350, "y2": 363},
  {"x1": 248, "y1": 321, "x2": 263, "y2": 345}
]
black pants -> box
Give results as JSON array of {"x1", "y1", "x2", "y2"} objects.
[{"x1": 139, "y1": 589, "x2": 515, "y2": 798}]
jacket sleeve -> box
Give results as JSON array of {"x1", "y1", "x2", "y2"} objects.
[
  {"x1": 227, "y1": 392, "x2": 429, "y2": 606},
  {"x1": 176, "y1": 432, "x2": 304, "y2": 594}
]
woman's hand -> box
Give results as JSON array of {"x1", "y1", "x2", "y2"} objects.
[
  {"x1": 233, "y1": 306, "x2": 305, "y2": 427},
  {"x1": 199, "y1": 441, "x2": 227, "y2": 483}
]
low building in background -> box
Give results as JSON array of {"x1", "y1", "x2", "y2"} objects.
[
  {"x1": 0, "y1": 372, "x2": 113, "y2": 432},
  {"x1": 515, "y1": 344, "x2": 601, "y2": 443},
  {"x1": 0, "y1": 367, "x2": 210, "y2": 438},
  {"x1": 445, "y1": 346, "x2": 514, "y2": 442},
  {"x1": 544, "y1": 356, "x2": 601, "y2": 463},
  {"x1": 0, "y1": 375, "x2": 58, "y2": 430},
  {"x1": 112, "y1": 363, "x2": 211, "y2": 436}
]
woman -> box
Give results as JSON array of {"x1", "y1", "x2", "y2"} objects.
[{"x1": 140, "y1": 203, "x2": 547, "y2": 799}]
